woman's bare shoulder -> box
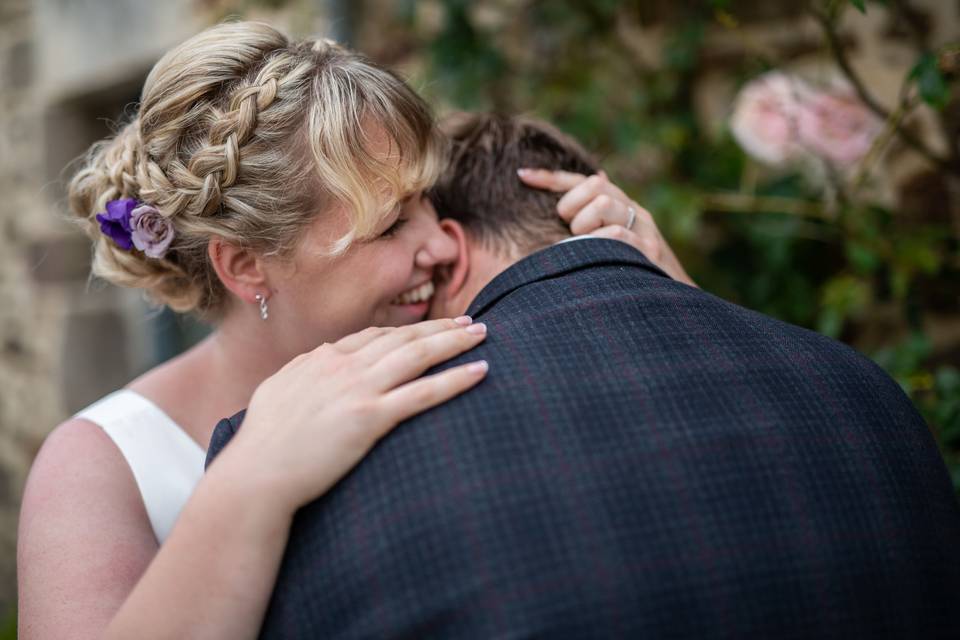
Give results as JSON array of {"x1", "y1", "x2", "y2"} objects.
[
  {"x1": 18, "y1": 418, "x2": 157, "y2": 638},
  {"x1": 20, "y1": 417, "x2": 150, "y2": 528}
]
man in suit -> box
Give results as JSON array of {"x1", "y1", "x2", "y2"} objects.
[{"x1": 207, "y1": 113, "x2": 960, "y2": 638}]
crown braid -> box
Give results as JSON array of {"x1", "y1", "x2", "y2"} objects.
[
  {"x1": 68, "y1": 21, "x2": 443, "y2": 317},
  {"x1": 138, "y1": 39, "x2": 311, "y2": 221}
]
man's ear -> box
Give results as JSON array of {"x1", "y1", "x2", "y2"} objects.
[
  {"x1": 208, "y1": 236, "x2": 269, "y2": 304},
  {"x1": 436, "y1": 218, "x2": 471, "y2": 301}
]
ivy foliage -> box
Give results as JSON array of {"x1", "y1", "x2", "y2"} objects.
[{"x1": 399, "y1": 0, "x2": 960, "y2": 490}]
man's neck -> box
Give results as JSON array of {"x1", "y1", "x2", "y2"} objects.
[
  {"x1": 459, "y1": 247, "x2": 516, "y2": 313},
  {"x1": 468, "y1": 235, "x2": 589, "y2": 291}
]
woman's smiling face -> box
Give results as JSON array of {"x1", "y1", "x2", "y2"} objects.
[{"x1": 260, "y1": 191, "x2": 458, "y2": 360}]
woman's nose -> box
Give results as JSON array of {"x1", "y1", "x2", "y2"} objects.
[{"x1": 415, "y1": 225, "x2": 458, "y2": 268}]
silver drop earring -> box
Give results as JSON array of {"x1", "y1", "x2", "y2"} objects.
[{"x1": 255, "y1": 293, "x2": 269, "y2": 321}]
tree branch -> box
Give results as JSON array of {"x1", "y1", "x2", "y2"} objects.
[
  {"x1": 702, "y1": 192, "x2": 831, "y2": 219},
  {"x1": 887, "y1": 0, "x2": 960, "y2": 165},
  {"x1": 809, "y1": 4, "x2": 957, "y2": 174}
]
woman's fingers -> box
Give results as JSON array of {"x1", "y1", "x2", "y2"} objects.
[
  {"x1": 566, "y1": 193, "x2": 655, "y2": 237},
  {"x1": 332, "y1": 326, "x2": 391, "y2": 354},
  {"x1": 367, "y1": 322, "x2": 488, "y2": 391},
  {"x1": 377, "y1": 360, "x2": 489, "y2": 427},
  {"x1": 557, "y1": 175, "x2": 631, "y2": 224},
  {"x1": 568, "y1": 195, "x2": 622, "y2": 235},
  {"x1": 555, "y1": 175, "x2": 610, "y2": 222},
  {"x1": 355, "y1": 316, "x2": 473, "y2": 363},
  {"x1": 520, "y1": 167, "x2": 697, "y2": 288},
  {"x1": 519, "y1": 168, "x2": 634, "y2": 225},
  {"x1": 517, "y1": 168, "x2": 588, "y2": 193}
]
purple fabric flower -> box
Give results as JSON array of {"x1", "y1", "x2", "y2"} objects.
[
  {"x1": 130, "y1": 204, "x2": 175, "y2": 258},
  {"x1": 95, "y1": 198, "x2": 137, "y2": 251}
]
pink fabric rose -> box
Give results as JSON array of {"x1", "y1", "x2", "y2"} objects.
[
  {"x1": 130, "y1": 204, "x2": 175, "y2": 258},
  {"x1": 730, "y1": 71, "x2": 803, "y2": 166}
]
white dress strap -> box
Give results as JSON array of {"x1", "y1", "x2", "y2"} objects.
[{"x1": 75, "y1": 389, "x2": 206, "y2": 543}]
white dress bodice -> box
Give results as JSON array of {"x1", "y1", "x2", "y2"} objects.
[{"x1": 74, "y1": 389, "x2": 206, "y2": 543}]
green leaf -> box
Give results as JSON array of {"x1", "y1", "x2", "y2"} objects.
[
  {"x1": 893, "y1": 236, "x2": 943, "y2": 274},
  {"x1": 644, "y1": 183, "x2": 703, "y2": 242},
  {"x1": 909, "y1": 53, "x2": 950, "y2": 110},
  {"x1": 817, "y1": 307, "x2": 844, "y2": 338},
  {"x1": 846, "y1": 240, "x2": 880, "y2": 274},
  {"x1": 871, "y1": 333, "x2": 932, "y2": 377},
  {"x1": 817, "y1": 275, "x2": 872, "y2": 337},
  {"x1": 849, "y1": 0, "x2": 867, "y2": 13},
  {"x1": 937, "y1": 367, "x2": 960, "y2": 392},
  {"x1": 821, "y1": 274, "x2": 872, "y2": 313}
]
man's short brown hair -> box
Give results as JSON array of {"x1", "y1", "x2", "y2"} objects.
[{"x1": 429, "y1": 113, "x2": 600, "y2": 256}]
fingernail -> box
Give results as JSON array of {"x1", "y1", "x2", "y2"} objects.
[
  {"x1": 465, "y1": 322, "x2": 487, "y2": 335},
  {"x1": 467, "y1": 360, "x2": 489, "y2": 374},
  {"x1": 454, "y1": 315, "x2": 472, "y2": 326},
  {"x1": 517, "y1": 168, "x2": 533, "y2": 176}
]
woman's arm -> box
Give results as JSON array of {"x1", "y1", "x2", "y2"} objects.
[
  {"x1": 18, "y1": 419, "x2": 295, "y2": 640},
  {"x1": 19, "y1": 317, "x2": 489, "y2": 640},
  {"x1": 103, "y1": 437, "x2": 294, "y2": 640},
  {"x1": 18, "y1": 419, "x2": 159, "y2": 640}
]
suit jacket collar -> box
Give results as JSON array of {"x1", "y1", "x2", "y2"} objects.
[{"x1": 465, "y1": 238, "x2": 671, "y2": 319}]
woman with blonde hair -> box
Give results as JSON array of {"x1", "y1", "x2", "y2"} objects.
[
  {"x1": 18, "y1": 20, "x2": 691, "y2": 639},
  {"x1": 19, "y1": 21, "x2": 491, "y2": 639}
]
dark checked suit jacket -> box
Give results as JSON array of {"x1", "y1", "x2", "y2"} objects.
[{"x1": 207, "y1": 238, "x2": 960, "y2": 639}]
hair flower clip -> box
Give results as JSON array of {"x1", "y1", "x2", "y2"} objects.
[{"x1": 96, "y1": 198, "x2": 175, "y2": 259}]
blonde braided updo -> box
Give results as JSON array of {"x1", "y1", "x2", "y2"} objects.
[{"x1": 68, "y1": 21, "x2": 443, "y2": 318}]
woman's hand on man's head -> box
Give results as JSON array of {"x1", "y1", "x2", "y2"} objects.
[{"x1": 517, "y1": 168, "x2": 697, "y2": 288}]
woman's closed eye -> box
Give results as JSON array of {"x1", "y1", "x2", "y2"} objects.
[
  {"x1": 379, "y1": 216, "x2": 408, "y2": 239},
  {"x1": 377, "y1": 190, "x2": 428, "y2": 239}
]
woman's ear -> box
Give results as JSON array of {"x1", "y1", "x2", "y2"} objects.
[
  {"x1": 207, "y1": 236, "x2": 269, "y2": 304},
  {"x1": 435, "y1": 219, "x2": 471, "y2": 303}
]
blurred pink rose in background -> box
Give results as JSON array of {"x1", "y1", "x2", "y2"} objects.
[
  {"x1": 729, "y1": 71, "x2": 801, "y2": 166},
  {"x1": 796, "y1": 88, "x2": 884, "y2": 168},
  {"x1": 730, "y1": 71, "x2": 882, "y2": 170}
]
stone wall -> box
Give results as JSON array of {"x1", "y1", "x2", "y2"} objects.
[
  {"x1": 0, "y1": 0, "x2": 207, "y2": 615},
  {"x1": 1, "y1": 0, "x2": 60, "y2": 614}
]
